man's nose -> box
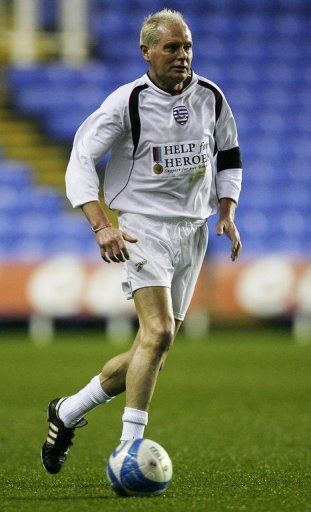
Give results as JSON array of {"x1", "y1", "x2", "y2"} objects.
[{"x1": 176, "y1": 46, "x2": 187, "y2": 59}]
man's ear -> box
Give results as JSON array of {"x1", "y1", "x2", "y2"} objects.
[{"x1": 140, "y1": 44, "x2": 151, "y2": 62}]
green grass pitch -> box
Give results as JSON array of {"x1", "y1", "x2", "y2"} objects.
[{"x1": 0, "y1": 328, "x2": 310, "y2": 512}]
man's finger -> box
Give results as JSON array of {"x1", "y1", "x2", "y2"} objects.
[
  {"x1": 118, "y1": 240, "x2": 130, "y2": 260},
  {"x1": 231, "y1": 247, "x2": 237, "y2": 261},
  {"x1": 111, "y1": 241, "x2": 126, "y2": 262},
  {"x1": 122, "y1": 231, "x2": 138, "y2": 243},
  {"x1": 231, "y1": 240, "x2": 242, "y2": 261},
  {"x1": 100, "y1": 248, "x2": 110, "y2": 263},
  {"x1": 223, "y1": 222, "x2": 238, "y2": 242},
  {"x1": 216, "y1": 222, "x2": 224, "y2": 235},
  {"x1": 107, "y1": 246, "x2": 119, "y2": 263},
  {"x1": 121, "y1": 247, "x2": 130, "y2": 260}
]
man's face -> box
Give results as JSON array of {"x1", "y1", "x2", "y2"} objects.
[{"x1": 142, "y1": 22, "x2": 193, "y2": 90}]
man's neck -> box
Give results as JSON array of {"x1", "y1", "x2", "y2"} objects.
[{"x1": 147, "y1": 71, "x2": 192, "y2": 95}]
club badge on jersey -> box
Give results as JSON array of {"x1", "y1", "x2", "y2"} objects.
[{"x1": 173, "y1": 106, "x2": 189, "y2": 125}]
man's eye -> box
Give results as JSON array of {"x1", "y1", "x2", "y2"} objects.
[{"x1": 165, "y1": 44, "x2": 192, "y2": 52}]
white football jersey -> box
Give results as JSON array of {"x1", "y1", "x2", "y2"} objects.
[{"x1": 66, "y1": 71, "x2": 242, "y2": 220}]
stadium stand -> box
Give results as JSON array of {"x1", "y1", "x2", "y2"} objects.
[
  {"x1": 0, "y1": 160, "x2": 97, "y2": 260},
  {"x1": 2, "y1": 1, "x2": 310, "y2": 258}
]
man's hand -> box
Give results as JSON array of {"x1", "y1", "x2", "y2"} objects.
[
  {"x1": 96, "y1": 227, "x2": 138, "y2": 263},
  {"x1": 216, "y1": 218, "x2": 242, "y2": 261},
  {"x1": 80, "y1": 201, "x2": 138, "y2": 263},
  {"x1": 216, "y1": 197, "x2": 242, "y2": 262}
]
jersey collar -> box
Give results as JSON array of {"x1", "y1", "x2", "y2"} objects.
[{"x1": 144, "y1": 70, "x2": 197, "y2": 96}]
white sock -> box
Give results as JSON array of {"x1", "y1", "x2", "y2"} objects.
[
  {"x1": 58, "y1": 374, "x2": 113, "y2": 427},
  {"x1": 120, "y1": 407, "x2": 148, "y2": 441}
]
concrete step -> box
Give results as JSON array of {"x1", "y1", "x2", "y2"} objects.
[
  {"x1": 0, "y1": 120, "x2": 38, "y2": 134},
  {"x1": 0, "y1": 109, "x2": 15, "y2": 120},
  {"x1": 4, "y1": 146, "x2": 68, "y2": 159},
  {"x1": 1, "y1": 132, "x2": 42, "y2": 145}
]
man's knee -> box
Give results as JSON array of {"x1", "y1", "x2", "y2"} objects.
[{"x1": 141, "y1": 318, "x2": 175, "y2": 355}]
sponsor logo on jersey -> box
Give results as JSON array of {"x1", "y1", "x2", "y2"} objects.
[
  {"x1": 173, "y1": 106, "x2": 189, "y2": 125},
  {"x1": 151, "y1": 139, "x2": 211, "y2": 178}
]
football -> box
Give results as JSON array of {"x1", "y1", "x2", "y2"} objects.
[{"x1": 106, "y1": 438, "x2": 173, "y2": 496}]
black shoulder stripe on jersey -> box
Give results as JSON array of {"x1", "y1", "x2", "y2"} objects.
[
  {"x1": 108, "y1": 83, "x2": 148, "y2": 209},
  {"x1": 197, "y1": 79, "x2": 223, "y2": 122},
  {"x1": 129, "y1": 83, "x2": 149, "y2": 156},
  {"x1": 217, "y1": 146, "x2": 242, "y2": 172}
]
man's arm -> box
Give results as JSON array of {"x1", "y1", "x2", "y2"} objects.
[
  {"x1": 66, "y1": 87, "x2": 128, "y2": 209},
  {"x1": 215, "y1": 91, "x2": 243, "y2": 261},
  {"x1": 65, "y1": 88, "x2": 138, "y2": 263},
  {"x1": 81, "y1": 200, "x2": 138, "y2": 263},
  {"x1": 216, "y1": 197, "x2": 242, "y2": 262}
]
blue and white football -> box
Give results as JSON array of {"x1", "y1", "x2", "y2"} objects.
[{"x1": 106, "y1": 438, "x2": 173, "y2": 496}]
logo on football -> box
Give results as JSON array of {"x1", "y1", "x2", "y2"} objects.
[{"x1": 106, "y1": 438, "x2": 173, "y2": 497}]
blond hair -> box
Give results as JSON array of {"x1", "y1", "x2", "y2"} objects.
[{"x1": 140, "y1": 8, "x2": 189, "y2": 47}]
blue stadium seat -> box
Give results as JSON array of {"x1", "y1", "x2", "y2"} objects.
[
  {"x1": 285, "y1": 159, "x2": 311, "y2": 186},
  {"x1": 78, "y1": 62, "x2": 117, "y2": 87},
  {"x1": 27, "y1": 188, "x2": 64, "y2": 214},
  {"x1": 40, "y1": 0, "x2": 57, "y2": 31},
  {"x1": 265, "y1": 63, "x2": 302, "y2": 85},
  {"x1": 44, "y1": 63, "x2": 83, "y2": 87},
  {"x1": 199, "y1": 13, "x2": 238, "y2": 37},
  {"x1": 125, "y1": 0, "x2": 164, "y2": 11},
  {"x1": 264, "y1": 234, "x2": 306, "y2": 255},
  {"x1": 17, "y1": 214, "x2": 52, "y2": 237},
  {"x1": 17, "y1": 213, "x2": 92, "y2": 244},
  {"x1": 237, "y1": 210, "x2": 269, "y2": 237},
  {"x1": 278, "y1": 211, "x2": 308, "y2": 237},
  {"x1": 50, "y1": 213, "x2": 91, "y2": 238},
  {"x1": 0, "y1": 187, "x2": 27, "y2": 215},
  {"x1": 44, "y1": 110, "x2": 88, "y2": 142},
  {"x1": 117, "y1": 63, "x2": 147, "y2": 84},
  {"x1": 15, "y1": 85, "x2": 78, "y2": 115},
  {"x1": 274, "y1": 14, "x2": 309, "y2": 37},
  {"x1": 195, "y1": 38, "x2": 228, "y2": 61},
  {"x1": 238, "y1": 14, "x2": 276, "y2": 36},
  {"x1": 92, "y1": 10, "x2": 129, "y2": 38},
  {"x1": 0, "y1": 188, "x2": 63, "y2": 218},
  {"x1": 270, "y1": 40, "x2": 304, "y2": 60},
  {"x1": 276, "y1": 0, "x2": 309, "y2": 8},
  {"x1": 0, "y1": 215, "x2": 17, "y2": 236},
  {"x1": 11, "y1": 236, "x2": 52, "y2": 260},
  {"x1": 45, "y1": 237, "x2": 97, "y2": 258},
  {"x1": 0, "y1": 232, "x2": 19, "y2": 259},
  {"x1": 0, "y1": 162, "x2": 33, "y2": 187},
  {"x1": 74, "y1": 85, "x2": 106, "y2": 110},
  {"x1": 7, "y1": 65, "x2": 47, "y2": 89}
]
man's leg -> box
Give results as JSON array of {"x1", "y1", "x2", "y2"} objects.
[
  {"x1": 99, "y1": 329, "x2": 142, "y2": 396},
  {"x1": 57, "y1": 311, "x2": 181, "y2": 428},
  {"x1": 126, "y1": 286, "x2": 175, "y2": 410},
  {"x1": 57, "y1": 331, "x2": 141, "y2": 427},
  {"x1": 120, "y1": 286, "x2": 176, "y2": 441},
  {"x1": 41, "y1": 327, "x2": 143, "y2": 473},
  {"x1": 101, "y1": 318, "x2": 182, "y2": 395},
  {"x1": 41, "y1": 287, "x2": 180, "y2": 473}
]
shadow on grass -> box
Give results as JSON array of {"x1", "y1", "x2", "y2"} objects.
[
  {"x1": 3, "y1": 491, "x2": 167, "y2": 502},
  {"x1": 3, "y1": 495, "x2": 115, "y2": 501}
]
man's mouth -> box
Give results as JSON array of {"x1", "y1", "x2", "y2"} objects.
[{"x1": 172, "y1": 66, "x2": 187, "y2": 72}]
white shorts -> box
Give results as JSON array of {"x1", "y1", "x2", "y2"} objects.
[{"x1": 118, "y1": 213, "x2": 208, "y2": 321}]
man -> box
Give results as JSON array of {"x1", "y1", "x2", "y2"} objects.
[{"x1": 41, "y1": 9, "x2": 242, "y2": 474}]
